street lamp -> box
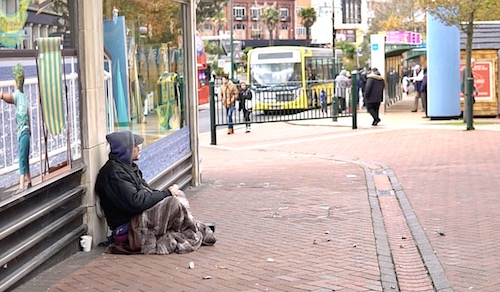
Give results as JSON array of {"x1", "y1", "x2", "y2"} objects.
[{"x1": 229, "y1": 0, "x2": 235, "y2": 80}]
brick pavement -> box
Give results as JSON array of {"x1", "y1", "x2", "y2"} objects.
[{"x1": 12, "y1": 95, "x2": 500, "y2": 292}]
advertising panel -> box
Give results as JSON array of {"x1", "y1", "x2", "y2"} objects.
[{"x1": 459, "y1": 61, "x2": 493, "y2": 101}]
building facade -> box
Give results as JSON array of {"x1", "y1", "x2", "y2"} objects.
[
  {"x1": 200, "y1": 0, "x2": 299, "y2": 45},
  {"x1": 200, "y1": 0, "x2": 372, "y2": 49},
  {"x1": 310, "y1": 0, "x2": 369, "y2": 47}
]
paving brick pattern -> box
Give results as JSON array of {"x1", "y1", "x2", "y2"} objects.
[
  {"x1": 39, "y1": 153, "x2": 382, "y2": 292},
  {"x1": 12, "y1": 94, "x2": 500, "y2": 292}
]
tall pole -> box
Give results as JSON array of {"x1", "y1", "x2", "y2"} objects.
[
  {"x1": 331, "y1": 0, "x2": 336, "y2": 78},
  {"x1": 229, "y1": 0, "x2": 235, "y2": 80}
]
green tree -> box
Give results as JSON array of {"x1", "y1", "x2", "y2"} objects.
[
  {"x1": 196, "y1": 0, "x2": 227, "y2": 26},
  {"x1": 204, "y1": 40, "x2": 224, "y2": 55},
  {"x1": 260, "y1": 5, "x2": 280, "y2": 46},
  {"x1": 419, "y1": 0, "x2": 497, "y2": 130},
  {"x1": 297, "y1": 7, "x2": 317, "y2": 47},
  {"x1": 336, "y1": 41, "x2": 356, "y2": 60},
  {"x1": 207, "y1": 10, "x2": 226, "y2": 34},
  {"x1": 368, "y1": 0, "x2": 425, "y2": 35},
  {"x1": 242, "y1": 46, "x2": 253, "y2": 63}
]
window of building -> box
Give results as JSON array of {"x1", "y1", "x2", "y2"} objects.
[
  {"x1": 233, "y1": 5, "x2": 246, "y2": 19},
  {"x1": 250, "y1": 7, "x2": 261, "y2": 20},
  {"x1": 234, "y1": 24, "x2": 246, "y2": 30},
  {"x1": 341, "y1": 0, "x2": 361, "y2": 24},
  {"x1": 280, "y1": 8, "x2": 289, "y2": 20},
  {"x1": 280, "y1": 24, "x2": 288, "y2": 30},
  {"x1": 251, "y1": 24, "x2": 262, "y2": 39},
  {"x1": 296, "y1": 26, "x2": 306, "y2": 36}
]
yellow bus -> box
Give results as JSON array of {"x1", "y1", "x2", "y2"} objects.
[{"x1": 247, "y1": 46, "x2": 342, "y2": 112}]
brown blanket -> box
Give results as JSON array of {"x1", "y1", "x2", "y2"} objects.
[{"x1": 107, "y1": 194, "x2": 216, "y2": 254}]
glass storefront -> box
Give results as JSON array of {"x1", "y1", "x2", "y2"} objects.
[
  {"x1": 0, "y1": 0, "x2": 194, "y2": 190},
  {"x1": 102, "y1": 1, "x2": 188, "y2": 147}
]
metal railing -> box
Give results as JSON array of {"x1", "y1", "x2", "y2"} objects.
[
  {"x1": 209, "y1": 79, "x2": 356, "y2": 144},
  {"x1": 0, "y1": 56, "x2": 83, "y2": 190}
]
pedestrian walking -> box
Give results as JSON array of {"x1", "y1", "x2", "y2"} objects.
[
  {"x1": 238, "y1": 82, "x2": 253, "y2": 133},
  {"x1": 335, "y1": 70, "x2": 351, "y2": 113},
  {"x1": 320, "y1": 89, "x2": 328, "y2": 113},
  {"x1": 410, "y1": 64, "x2": 424, "y2": 112},
  {"x1": 0, "y1": 64, "x2": 32, "y2": 193},
  {"x1": 220, "y1": 74, "x2": 239, "y2": 134},
  {"x1": 364, "y1": 68, "x2": 385, "y2": 126},
  {"x1": 421, "y1": 68, "x2": 428, "y2": 117}
]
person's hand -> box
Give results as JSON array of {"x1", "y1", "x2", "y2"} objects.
[{"x1": 168, "y1": 184, "x2": 183, "y2": 197}]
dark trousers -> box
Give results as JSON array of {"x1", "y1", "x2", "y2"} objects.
[
  {"x1": 243, "y1": 109, "x2": 251, "y2": 125},
  {"x1": 421, "y1": 92, "x2": 427, "y2": 114},
  {"x1": 367, "y1": 102, "x2": 381, "y2": 122}
]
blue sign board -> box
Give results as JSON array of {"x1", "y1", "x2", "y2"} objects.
[{"x1": 372, "y1": 44, "x2": 379, "y2": 51}]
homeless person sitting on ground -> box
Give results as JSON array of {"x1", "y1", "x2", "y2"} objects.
[{"x1": 95, "y1": 131, "x2": 216, "y2": 254}]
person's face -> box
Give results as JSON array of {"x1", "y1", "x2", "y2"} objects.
[
  {"x1": 132, "y1": 144, "x2": 142, "y2": 161},
  {"x1": 222, "y1": 77, "x2": 228, "y2": 84},
  {"x1": 241, "y1": 83, "x2": 247, "y2": 89}
]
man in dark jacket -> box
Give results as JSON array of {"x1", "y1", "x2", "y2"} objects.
[
  {"x1": 364, "y1": 68, "x2": 385, "y2": 126},
  {"x1": 95, "y1": 131, "x2": 173, "y2": 232}
]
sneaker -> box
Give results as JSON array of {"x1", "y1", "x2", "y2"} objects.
[
  {"x1": 245, "y1": 125, "x2": 251, "y2": 133},
  {"x1": 411, "y1": 109, "x2": 417, "y2": 112}
]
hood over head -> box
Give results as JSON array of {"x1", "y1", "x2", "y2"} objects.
[
  {"x1": 106, "y1": 131, "x2": 135, "y2": 164},
  {"x1": 339, "y1": 70, "x2": 347, "y2": 76}
]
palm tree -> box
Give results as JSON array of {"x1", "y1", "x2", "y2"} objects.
[
  {"x1": 211, "y1": 10, "x2": 226, "y2": 35},
  {"x1": 261, "y1": 6, "x2": 280, "y2": 46},
  {"x1": 298, "y1": 7, "x2": 317, "y2": 46}
]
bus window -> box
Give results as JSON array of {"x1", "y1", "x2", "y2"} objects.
[{"x1": 251, "y1": 62, "x2": 300, "y2": 86}]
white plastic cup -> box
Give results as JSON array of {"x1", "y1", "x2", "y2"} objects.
[{"x1": 80, "y1": 235, "x2": 92, "y2": 252}]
